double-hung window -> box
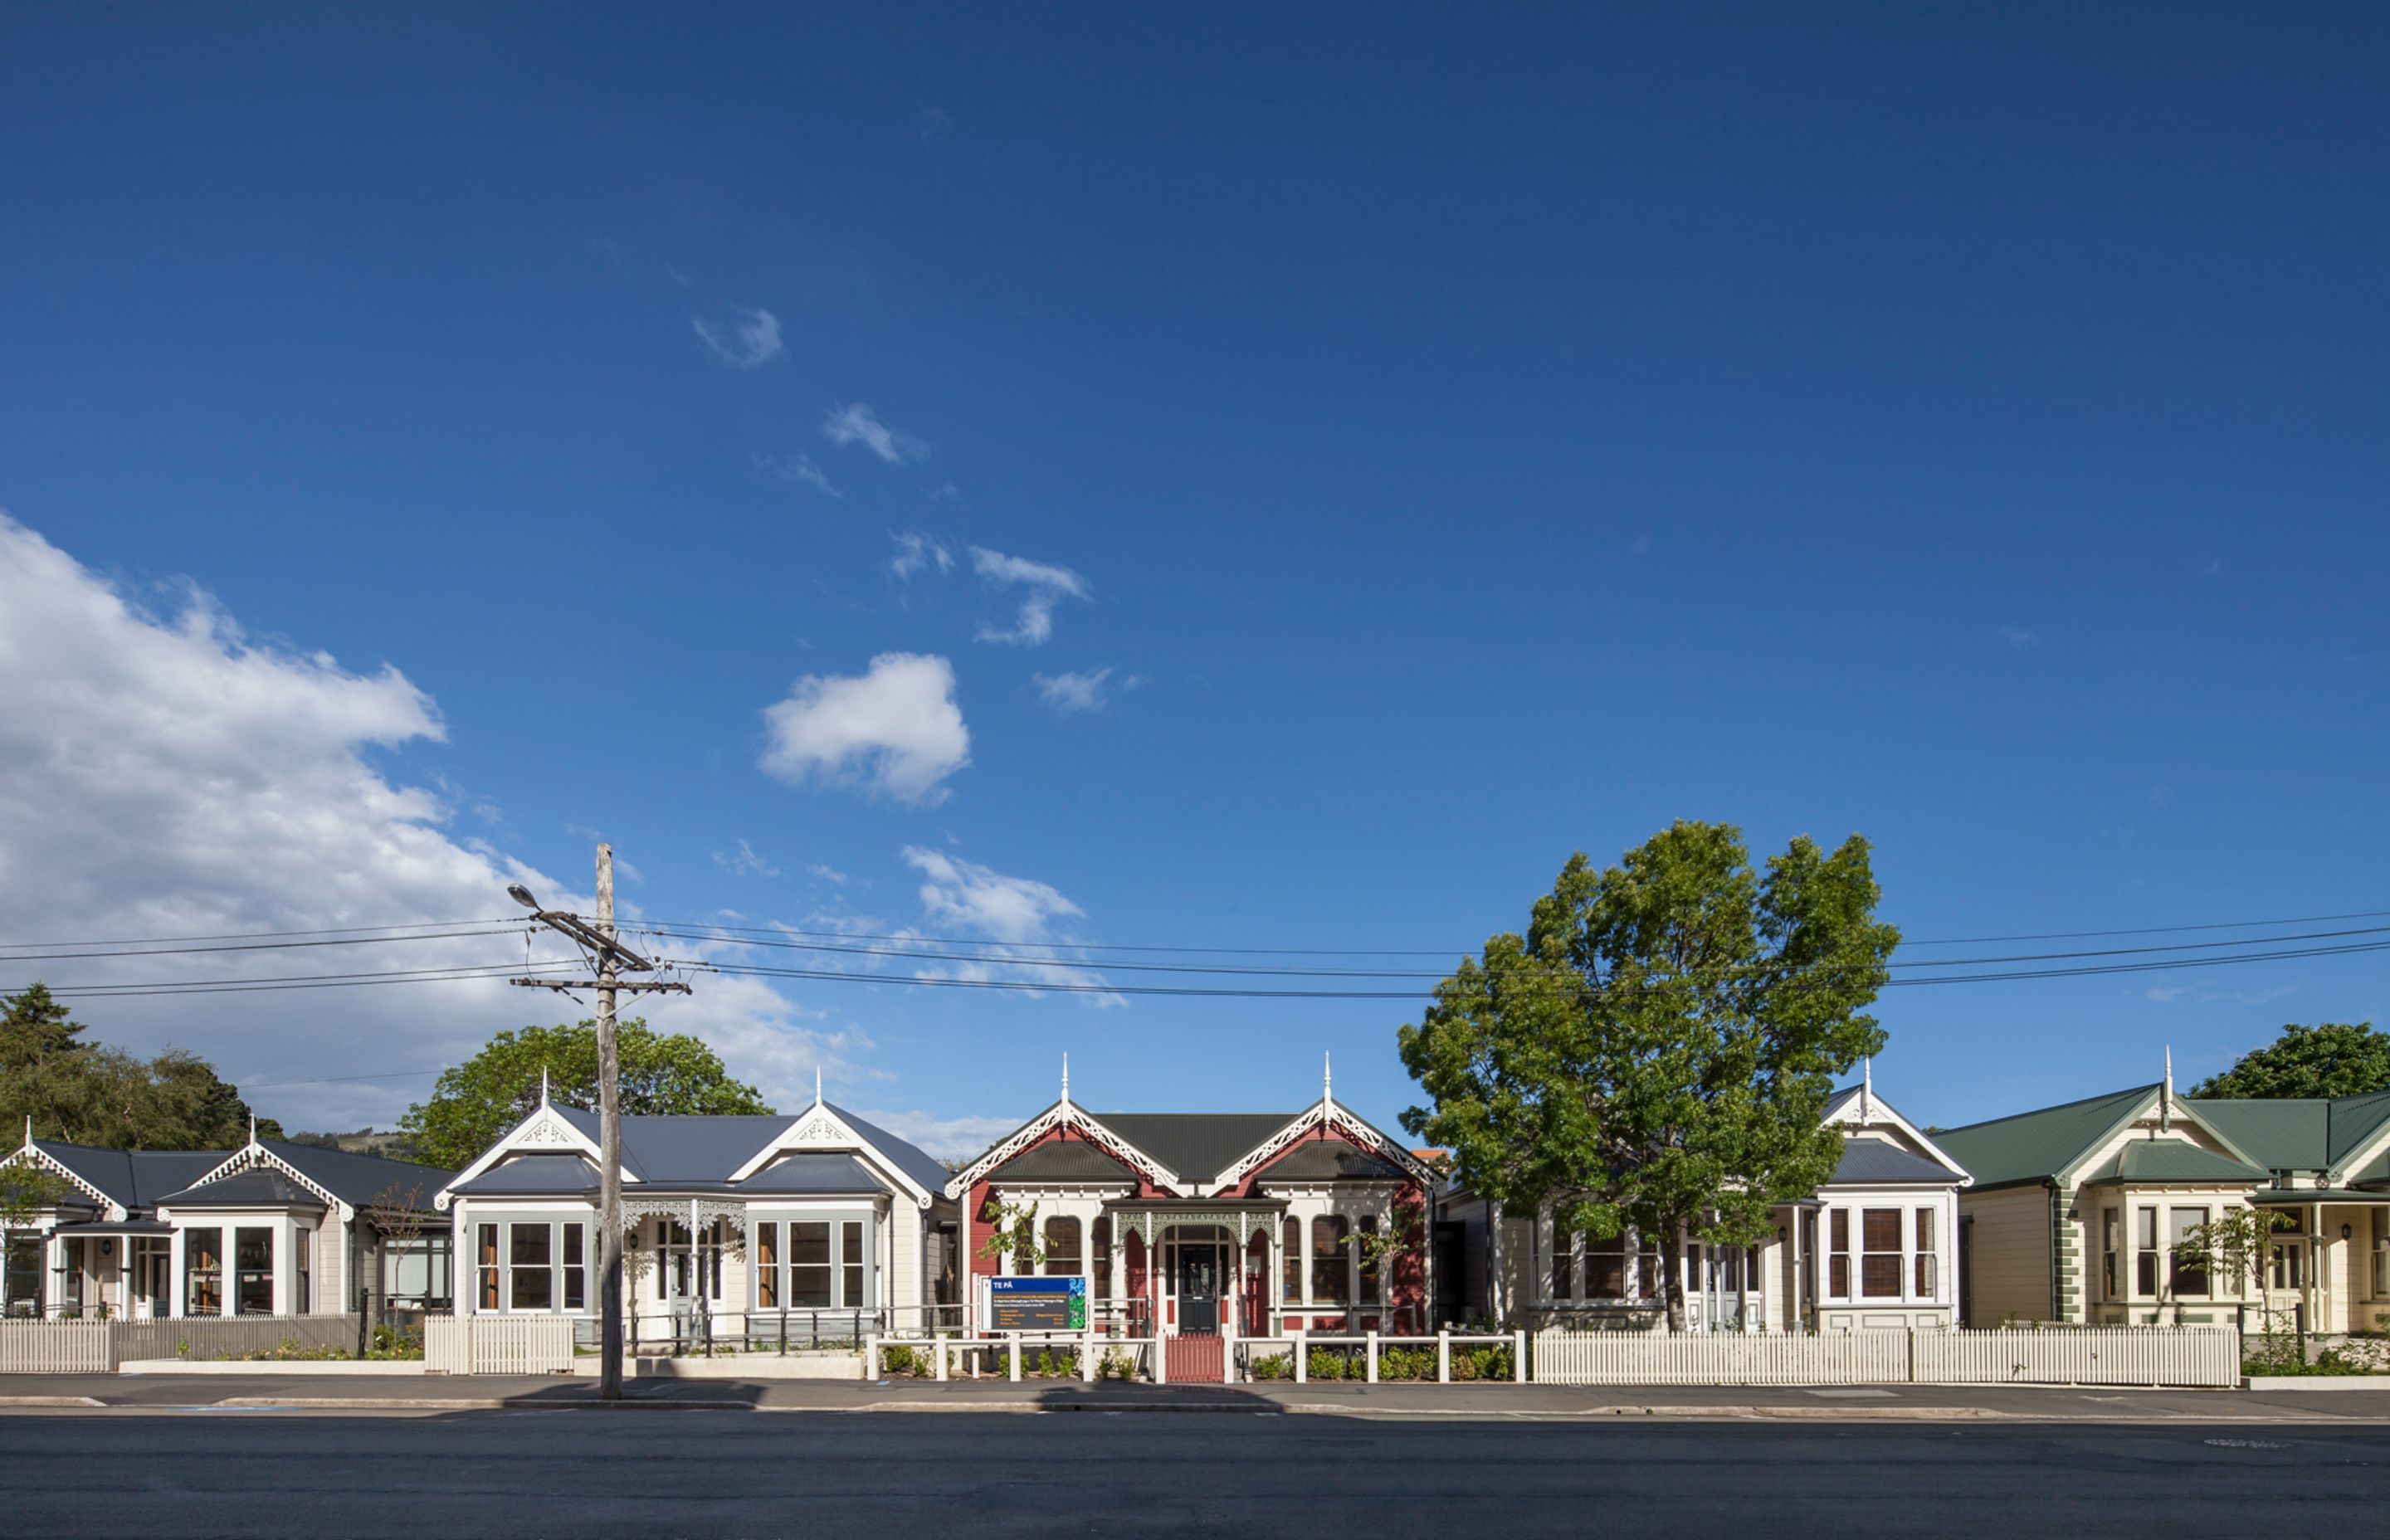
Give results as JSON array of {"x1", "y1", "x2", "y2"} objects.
[
  {"x1": 2373, "y1": 1208, "x2": 2390, "y2": 1298},
  {"x1": 1914, "y1": 1208, "x2": 1937, "y2": 1298},
  {"x1": 756, "y1": 1222, "x2": 779, "y2": 1309},
  {"x1": 2135, "y1": 1209, "x2": 2159, "y2": 1295},
  {"x1": 1311, "y1": 1216, "x2": 1349, "y2": 1304},
  {"x1": 841, "y1": 1222, "x2": 865, "y2": 1305},
  {"x1": 1549, "y1": 1224, "x2": 1573, "y2": 1303},
  {"x1": 1359, "y1": 1216, "x2": 1382, "y2": 1304},
  {"x1": 478, "y1": 1219, "x2": 586, "y2": 1312},
  {"x1": 185, "y1": 1227, "x2": 224, "y2": 1316},
  {"x1": 2102, "y1": 1208, "x2": 2120, "y2": 1299},
  {"x1": 1281, "y1": 1218, "x2": 1300, "y2": 1303},
  {"x1": 1043, "y1": 1216, "x2": 1082, "y2": 1278},
  {"x1": 1586, "y1": 1234, "x2": 1627, "y2": 1300},
  {"x1": 510, "y1": 1224, "x2": 553, "y2": 1309},
  {"x1": 789, "y1": 1222, "x2": 832, "y2": 1306},
  {"x1": 2169, "y1": 1207, "x2": 2211, "y2": 1297},
  {"x1": 1828, "y1": 1209, "x2": 1851, "y2": 1299},
  {"x1": 235, "y1": 1227, "x2": 275, "y2": 1314},
  {"x1": 1860, "y1": 1210, "x2": 1902, "y2": 1298}
]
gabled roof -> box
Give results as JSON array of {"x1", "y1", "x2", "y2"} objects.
[
  {"x1": 1256, "y1": 1138, "x2": 1407, "y2": 1184},
  {"x1": 2080, "y1": 1139, "x2": 2269, "y2": 1187},
  {"x1": 1822, "y1": 1079, "x2": 1973, "y2": 1185},
  {"x1": 158, "y1": 1167, "x2": 329, "y2": 1211},
  {"x1": 1829, "y1": 1140, "x2": 1962, "y2": 1185},
  {"x1": 1934, "y1": 1084, "x2": 2159, "y2": 1189},
  {"x1": 446, "y1": 1154, "x2": 598, "y2": 1196},
  {"x1": 989, "y1": 1139, "x2": 1139, "y2": 1183},
  {"x1": 258, "y1": 1140, "x2": 450, "y2": 1210},
  {"x1": 738, "y1": 1153, "x2": 885, "y2": 1196},
  {"x1": 2185, "y1": 1100, "x2": 2329, "y2": 1172},
  {"x1": 1097, "y1": 1114, "x2": 1296, "y2": 1186},
  {"x1": 25, "y1": 1143, "x2": 229, "y2": 1213},
  {"x1": 827, "y1": 1106, "x2": 954, "y2": 1197}
]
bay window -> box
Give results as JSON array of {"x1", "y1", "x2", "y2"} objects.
[
  {"x1": 756, "y1": 1222, "x2": 778, "y2": 1309},
  {"x1": 2135, "y1": 1208, "x2": 2159, "y2": 1295},
  {"x1": 1914, "y1": 1208, "x2": 1937, "y2": 1297},
  {"x1": 235, "y1": 1227, "x2": 274, "y2": 1314},
  {"x1": 1860, "y1": 1210, "x2": 1902, "y2": 1298},
  {"x1": 2169, "y1": 1207, "x2": 2210, "y2": 1297},
  {"x1": 789, "y1": 1221, "x2": 832, "y2": 1305},
  {"x1": 2102, "y1": 1208, "x2": 2120, "y2": 1298},
  {"x1": 1829, "y1": 1209, "x2": 1851, "y2": 1298},
  {"x1": 185, "y1": 1227, "x2": 224, "y2": 1316}
]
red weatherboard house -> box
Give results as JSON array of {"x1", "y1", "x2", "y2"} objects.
[{"x1": 944, "y1": 1060, "x2": 1440, "y2": 1378}]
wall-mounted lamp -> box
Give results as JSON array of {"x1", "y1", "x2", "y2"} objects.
[{"x1": 2342, "y1": 1224, "x2": 2354, "y2": 1240}]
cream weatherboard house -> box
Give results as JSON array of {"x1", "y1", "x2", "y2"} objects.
[
  {"x1": 1446, "y1": 1069, "x2": 1972, "y2": 1332},
  {"x1": 1, "y1": 1121, "x2": 451, "y2": 1321},
  {"x1": 1936, "y1": 1063, "x2": 2390, "y2": 1333},
  {"x1": 434, "y1": 1079, "x2": 960, "y2": 1339}
]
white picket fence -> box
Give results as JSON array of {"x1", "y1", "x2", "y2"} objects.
[
  {"x1": 424, "y1": 1315, "x2": 574, "y2": 1375},
  {"x1": 1532, "y1": 1327, "x2": 2240, "y2": 1389},
  {"x1": 0, "y1": 1321, "x2": 111, "y2": 1373}
]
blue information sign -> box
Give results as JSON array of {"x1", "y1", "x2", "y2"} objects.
[{"x1": 989, "y1": 1275, "x2": 1088, "y2": 1331}]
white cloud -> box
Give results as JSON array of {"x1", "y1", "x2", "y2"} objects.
[
  {"x1": 887, "y1": 531, "x2": 956, "y2": 582},
  {"x1": 854, "y1": 1108, "x2": 1016, "y2": 1163},
  {"x1": 807, "y1": 864, "x2": 849, "y2": 886},
  {"x1": 0, "y1": 514, "x2": 863, "y2": 1128},
  {"x1": 754, "y1": 452, "x2": 840, "y2": 498},
  {"x1": 900, "y1": 846, "x2": 1121, "y2": 1006},
  {"x1": 969, "y1": 545, "x2": 1090, "y2": 646},
  {"x1": 1994, "y1": 626, "x2": 2037, "y2": 651},
  {"x1": 759, "y1": 652, "x2": 971, "y2": 806},
  {"x1": 712, "y1": 840, "x2": 780, "y2": 879},
  {"x1": 1033, "y1": 666, "x2": 1115, "y2": 714},
  {"x1": 691, "y1": 305, "x2": 784, "y2": 368},
  {"x1": 822, "y1": 402, "x2": 929, "y2": 465}
]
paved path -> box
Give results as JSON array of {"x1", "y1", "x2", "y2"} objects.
[
  {"x1": 5, "y1": 1371, "x2": 2388, "y2": 1421},
  {"x1": 1, "y1": 1406, "x2": 2383, "y2": 1538}
]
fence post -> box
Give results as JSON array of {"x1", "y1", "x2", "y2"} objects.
[
  {"x1": 866, "y1": 1333, "x2": 879, "y2": 1381},
  {"x1": 1293, "y1": 1337, "x2": 1305, "y2": 1384},
  {"x1": 1438, "y1": 1328, "x2": 1451, "y2": 1384},
  {"x1": 1513, "y1": 1328, "x2": 1527, "y2": 1383},
  {"x1": 935, "y1": 1334, "x2": 949, "y2": 1381},
  {"x1": 1083, "y1": 1329, "x2": 1097, "y2": 1383},
  {"x1": 1366, "y1": 1329, "x2": 1379, "y2": 1384},
  {"x1": 1154, "y1": 1333, "x2": 1168, "y2": 1385},
  {"x1": 1007, "y1": 1332, "x2": 1022, "y2": 1383}
]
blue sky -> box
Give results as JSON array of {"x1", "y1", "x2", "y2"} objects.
[{"x1": 1, "y1": 5, "x2": 2384, "y2": 1153}]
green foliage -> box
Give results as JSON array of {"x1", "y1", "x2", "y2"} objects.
[
  {"x1": 232, "y1": 1338, "x2": 352, "y2": 1361},
  {"x1": 398, "y1": 1017, "x2": 773, "y2": 1168},
  {"x1": 0, "y1": 1163, "x2": 71, "y2": 1224},
  {"x1": 2190, "y1": 1023, "x2": 2390, "y2": 1100},
  {"x1": 974, "y1": 1197, "x2": 1045, "y2": 1269},
  {"x1": 1100, "y1": 1348, "x2": 1134, "y2": 1380},
  {"x1": 2170, "y1": 1206, "x2": 2293, "y2": 1332},
  {"x1": 0, "y1": 984, "x2": 281, "y2": 1150},
  {"x1": 1248, "y1": 1351, "x2": 1292, "y2": 1380},
  {"x1": 1399, "y1": 823, "x2": 1896, "y2": 1328},
  {"x1": 1378, "y1": 1345, "x2": 1436, "y2": 1380},
  {"x1": 881, "y1": 1343, "x2": 919, "y2": 1376},
  {"x1": 1305, "y1": 1345, "x2": 1349, "y2": 1381},
  {"x1": 368, "y1": 1323, "x2": 425, "y2": 1361}
]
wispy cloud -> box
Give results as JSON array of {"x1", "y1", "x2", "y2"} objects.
[
  {"x1": 823, "y1": 402, "x2": 929, "y2": 465},
  {"x1": 760, "y1": 652, "x2": 971, "y2": 806},
  {"x1": 970, "y1": 545, "x2": 1090, "y2": 646},
  {"x1": 900, "y1": 846, "x2": 1124, "y2": 1006},
  {"x1": 1034, "y1": 667, "x2": 1117, "y2": 714},
  {"x1": 888, "y1": 531, "x2": 957, "y2": 582},
  {"x1": 1994, "y1": 626, "x2": 2037, "y2": 652},
  {"x1": 692, "y1": 305, "x2": 784, "y2": 368},
  {"x1": 915, "y1": 105, "x2": 954, "y2": 143},
  {"x1": 754, "y1": 452, "x2": 841, "y2": 498},
  {"x1": 712, "y1": 839, "x2": 780, "y2": 879},
  {"x1": 807, "y1": 863, "x2": 849, "y2": 886}
]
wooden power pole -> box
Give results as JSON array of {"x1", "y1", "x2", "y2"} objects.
[{"x1": 508, "y1": 843, "x2": 689, "y2": 1401}]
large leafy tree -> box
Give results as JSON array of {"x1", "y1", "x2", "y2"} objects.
[
  {"x1": 2190, "y1": 1022, "x2": 2390, "y2": 1100},
  {"x1": 401, "y1": 1018, "x2": 774, "y2": 1169},
  {"x1": 1399, "y1": 821, "x2": 1897, "y2": 1330},
  {"x1": 0, "y1": 984, "x2": 281, "y2": 1149}
]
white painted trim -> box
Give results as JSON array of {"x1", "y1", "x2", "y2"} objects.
[
  {"x1": 1823, "y1": 1090, "x2": 1975, "y2": 1186},
  {"x1": 943, "y1": 1102, "x2": 1181, "y2": 1199},
  {"x1": 1216, "y1": 1099, "x2": 1440, "y2": 1193},
  {"x1": 728, "y1": 1106, "x2": 937, "y2": 1211},
  {"x1": 0, "y1": 1146, "x2": 123, "y2": 1221},
  {"x1": 180, "y1": 1142, "x2": 352, "y2": 1222}
]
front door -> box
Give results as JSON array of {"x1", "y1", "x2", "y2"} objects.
[
  {"x1": 1706, "y1": 1246, "x2": 1747, "y2": 1332},
  {"x1": 132, "y1": 1242, "x2": 170, "y2": 1320},
  {"x1": 1176, "y1": 1243, "x2": 1221, "y2": 1334}
]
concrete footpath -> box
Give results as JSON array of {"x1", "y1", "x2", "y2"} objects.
[{"x1": 4, "y1": 1372, "x2": 2389, "y2": 1422}]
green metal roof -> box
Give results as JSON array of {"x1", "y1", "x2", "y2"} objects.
[
  {"x1": 2080, "y1": 1139, "x2": 2267, "y2": 1187},
  {"x1": 1096, "y1": 1114, "x2": 1300, "y2": 1184},
  {"x1": 2184, "y1": 1099, "x2": 2330, "y2": 1171},
  {"x1": 2251, "y1": 1188, "x2": 2390, "y2": 1206},
  {"x1": 2325, "y1": 1091, "x2": 2390, "y2": 1167},
  {"x1": 1933, "y1": 1084, "x2": 2157, "y2": 1188}
]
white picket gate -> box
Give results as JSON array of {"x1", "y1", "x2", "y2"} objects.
[
  {"x1": 424, "y1": 1315, "x2": 574, "y2": 1375},
  {"x1": 1532, "y1": 1327, "x2": 2239, "y2": 1389},
  {"x1": 0, "y1": 1321, "x2": 110, "y2": 1373}
]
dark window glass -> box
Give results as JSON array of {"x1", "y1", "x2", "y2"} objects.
[
  {"x1": 790, "y1": 1222, "x2": 831, "y2": 1306},
  {"x1": 561, "y1": 1223, "x2": 584, "y2": 1311},
  {"x1": 1587, "y1": 1235, "x2": 1627, "y2": 1299},
  {"x1": 184, "y1": 1226, "x2": 224, "y2": 1316},
  {"x1": 1043, "y1": 1216, "x2": 1082, "y2": 1278},
  {"x1": 1282, "y1": 1218, "x2": 1301, "y2": 1302},
  {"x1": 235, "y1": 1226, "x2": 274, "y2": 1314},
  {"x1": 1359, "y1": 1216, "x2": 1382, "y2": 1304},
  {"x1": 1311, "y1": 1216, "x2": 1349, "y2": 1304},
  {"x1": 1091, "y1": 1217, "x2": 1112, "y2": 1300},
  {"x1": 841, "y1": 1222, "x2": 865, "y2": 1308},
  {"x1": 756, "y1": 1221, "x2": 778, "y2": 1309}
]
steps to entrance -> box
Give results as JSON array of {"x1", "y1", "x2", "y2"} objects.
[{"x1": 1164, "y1": 1334, "x2": 1225, "y2": 1384}]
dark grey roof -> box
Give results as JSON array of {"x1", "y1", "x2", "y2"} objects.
[
  {"x1": 495, "y1": 1104, "x2": 949, "y2": 1196},
  {"x1": 1828, "y1": 1139, "x2": 1959, "y2": 1186},
  {"x1": 1097, "y1": 1114, "x2": 1299, "y2": 1184},
  {"x1": 260, "y1": 1140, "x2": 451, "y2": 1210},
  {"x1": 738, "y1": 1154, "x2": 885, "y2": 1195},
  {"x1": 31, "y1": 1143, "x2": 229, "y2": 1211},
  {"x1": 990, "y1": 1140, "x2": 1138, "y2": 1183},
  {"x1": 447, "y1": 1154, "x2": 598, "y2": 1196},
  {"x1": 1256, "y1": 1139, "x2": 1406, "y2": 1183},
  {"x1": 1822, "y1": 1084, "x2": 1863, "y2": 1119},
  {"x1": 159, "y1": 1167, "x2": 328, "y2": 1211}
]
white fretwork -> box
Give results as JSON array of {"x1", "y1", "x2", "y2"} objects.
[
  {"x1": 1214, "y1": 1099, "x2": 1439, "y2": 1192},
  {"x1": 944, "y1": 1102, "x2": 1178, "y2": 1199}
]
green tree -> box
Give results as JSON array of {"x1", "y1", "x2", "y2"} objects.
[
  {"x1": 1, "y1": 1165, "x2": 70, "y2": 1226},
  {"x1": 400, "y1": 1018, "x2": 773, "y2": 1169},
  {"x1": 1399, "y1": 821, "x2": 1898, "y2": 1331},
  {"x1": 2190, "y1": 1023, "x2": 2390, "y2": 1100},
  {"x1": 0, "y1": 985, "x2": 281, "y2": 1149}
]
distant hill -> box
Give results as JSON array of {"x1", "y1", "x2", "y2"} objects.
[{"x1": 283, "y1": 1128, "x2": 421, "y2": 1162}]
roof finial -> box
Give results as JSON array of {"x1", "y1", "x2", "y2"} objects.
[
  {"x1": 1324, "y1": 1050, "x2": 1333, "y2": 1107},
  {"x1": 248, "y1": 1112, "x2": 257, "y2": 1145},
  {"x1": 1060, "y1": 1052, "x2": 1070, "y2": 1108},
  {"x1": 814, "y1": 1065, "x2": 823, "y2": 1108},
  {"x1": 22, "y1": 1114, "x2": 31, "y2": 1151},
  {"x1": 539, "y1": 1065, "x2": 550, "y2": 1107},
  {"x1": 2162, "y1": 1045, "x2": 2174, "y2": 1131},
  {"x1": 1861, "y1": 1056, "x2": 1875, "y2": 1119}
]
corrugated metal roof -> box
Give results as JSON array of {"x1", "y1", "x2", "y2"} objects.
[
  {"x1": 499, "y1": 1104, "x2": 949, "y2": 1196},
  {"x1": 1827, "y1": 1140, "x2": 1958, "y2": 1185},
  {"x1": 158, "y1": 1167, "x2": 329, "y2": 1209},
  {"x1": 2079, "y1": 1139, "x2": 2267, "y2": 1186},
  {"x1": 262, "y1": 1140, "x2": 451, "y2": 1209},
  {"x1": 1933, "y1": 1084, "x2": 2156, "y2": 1188},
  {"x1": 2325, "y1": 1092, "x2": 2390, "y2": 1167},
  {"x1": 448, "y1": 1154, "x2": 598, "y2": 1196},
  {"x1": 739, "y1": 1153, "x2": 889, "y2": 1195},
  {"x1": 1256, "y1": 1139, "x2": 1405, "y2": 1183},
  {"x1": 2184, "y1": 1100, "x2": 2329, "y2": 1171},
  {"x1": 990, "y1": 1141, "x2": 1138, "y2": 1183},
  {"x1": 1096, "y1": 1114, "x2": 1297, "y2": 1183}
]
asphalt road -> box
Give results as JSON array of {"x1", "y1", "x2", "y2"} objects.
[{"x1": 2, "y1": 1411, "x2": 2383, "y2": 1538}]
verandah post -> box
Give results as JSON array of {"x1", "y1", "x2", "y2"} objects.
[{"x1": 1438, "y1": 1328, "x2": 1451, "y2": 1383}]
